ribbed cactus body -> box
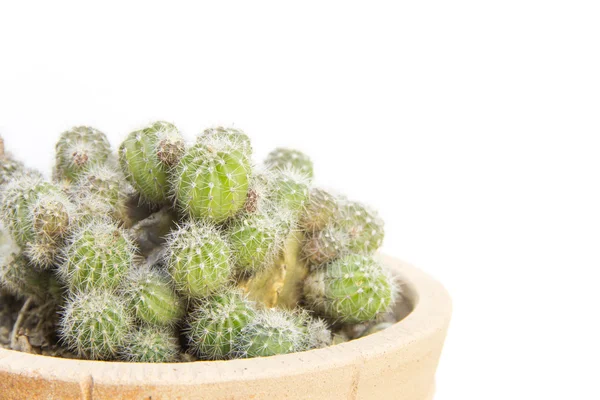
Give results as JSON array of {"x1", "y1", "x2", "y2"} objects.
[
  {"x1": 198, "y1": 126, "x2": 252, "y2": 157},
  {"x1": 1, "y1": 156, "x2": 25, "y2": 186},
  {"x1": 120, "y1": 121, "x2": 184, "y2": 204},
  {"x1": 304, "y1": 317, "x2": 332, "y2": 350},
  {"x1": 173, "y1": 142, "x2": 250, "y2": 222},
  {"x1": 227, "y1": 214, "x2": 282, "y2": 274},
  {"x1": 0, "y1": 176, "x2": 54, "y2": 245},
  {"x1": 186, "y1": 289, "x2": 256, "y2": 360},
  {"x1": 123, "y1": 266, "x2": 184, "y2": 326},
  {"x1": 54, "y1": 126, "x2": 111, "y2": 181},
  {"x1": 59, "y1": 219, "x2": 135, "y2": 291},
  {"x1": 265, "y1": 148, "x2": 314, "y2": 179},
  {"x1": 0, "y1": 249, "x2": 61, "y2": 302},
  {"x1": 337, "y1": 201, "x2": 384, "y2": 254},
  {"x1": 166, "y1": 222, "x2": 232, "y2": 299},
  {"x1": 59, "y1": 290, "x2": 133, "y2": 360},
  {"x1": 304, "y1": 254, "x2": 395, "y2": 323},
  {"x1": 1, "y1": 176, "x2": 74, "y2": 268},
  {"x1": 302, "y1": 224, "x2": 348, "y2": 266},
  {"x1": 75, "y1": 164, "x2": 132, "y2": 208},
  {"x1": 270, "y1": 169, "x2": 309, "y2": 214},
  {"x1": 300, "y1": 188, "x2": 338, "y2": 232},
  {"x1": 122, "y1": 325, "x2": 180, "y2": 363},
  {"x1": 237, "y1": 308, "x2": 306, "y2": 358}
]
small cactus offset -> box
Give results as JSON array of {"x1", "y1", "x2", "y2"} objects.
[
  {"x1": 172, "y1": 140, "x2": 251, "y2": 222},
  {"x1": 226, "y1": 213, "x2": 284, "y2": 274},
  {"x1": 121, "y1": 325, "x2": 181, "y2": 363},
  {"x1": 123, "y1": 266, "x2": 184, "y2": 326},
  {"x1": 58, "y1": 219, "x2": 135, "y2": 291},
  {"x1": 120, "y1": 121, "x2": 184, "y2": 204},
  {"x1": 303, "y1": 254, "x2": 396, "y2": 323},
  {"x1": 59, "y1": 290, "x2": 133, "y2": 360},
  {"x1": 54, "y1": 126, "x2": 111, "y2": 181},
  {"x1": 300, "y1": 188, "x2": 339, "y2": 232},
  {"x1": 165, "y1": 221, "x2": 232, "y2": 299},
  {"x1": 265, "y1": 148, "x2": 314, "y2": 179},
  {"x1": 236, "y1": 308, "x2": 307, "y2": 358},
  {"x1": 186, "y1": 289, "x2": 256, "y2": 360},
  {"x1": 198, "y1": 126, "x2": 252, "y2": 157},
  {"x1": 336, "y1": 200, "x2": 385, "y2": 254},
  {"x1": 0, "y1": 126, "x2": 401, "y2": 363}
]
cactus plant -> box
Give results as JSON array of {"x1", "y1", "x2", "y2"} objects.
[
  {"x1": 236, "y1": 308, "x2": 307, "y2": 358},
  {"x1": 165, "y1": 222, "x2": 232, "y2": 299},
  {"x1": 0, "y1": 125, "x2": 400, "y2": 364},
  {"x1": 303, "y1": 254, "x2": 396, "y2": 323},
  {"x1": 120, "y1": 121, "x2": 184, "y2": 204},
  {"x1": 59, "y1": 290, "x2": 133, "y2": 360},
  {"x1": 336, "y1": 200, "x2": 385, "y2": 254},
  {"x1": 300, "y1": 188, "x2": 339, "y2": 232},
  {"x1": 54, "y1": 126, "x2": 111, "y2": 181},
  {"x1": 265, "y1": 148, "x2": 314, "y2": 179},
  {"x1": 172, "y1": 141, "x2": 251, "y2": 222},
  {"x1": 58, "y1": 219, "x2": 135, "y2": 291},
  {"x1": 198, "y1": 126, "x2": 252, "y2": 157},
  {"x1": 121, "y1": 325, "x2": 180, "y2": 363},
  {"x1": 186, "y1": 289, "x2": 256, "y2": 360},
  {"x1": 226, "y1": 213, "x2": 283, "y2": 274},
  {"x1": 122, "y1": 266, "x2": 184, "y2": 326},
  {"x1": 301, "y1": 223, "x2": 349, "y2": 267}
]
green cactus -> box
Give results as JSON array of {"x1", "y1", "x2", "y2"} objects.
[
  {"x1": 74, "y1": 164, "x2": 132, "y2": 209},
  {"x1": 186, "y1": 289, "x2": 256, "y2": 360},
  {"x1": 198, "y1": 126, "x2": 252, "y2": 157},
  {"x1": 300, "y1": 188, "x2": 339, "y2": 232},
  {"x1": 59, "y1": 290, "x2": 133, "y2": 360},
  {"x1": 265, "y1": 148, "x2": 314, "y2": 179},
  {"x1": 304, "y1": 317, "x2": 332, "y2": 350},
  {"x1": 336, "y1": 200, "x2": 385, "y2": 254},
  {"x1": 1, "y1": 175, "x2": 74, "y2": 267},
  {"x1": 0, "y1": 246, "x2": 62, "y2": 303},
  {"x1": 226, "y1": 213, "x2": 284, "y2": 274},
  {"x1": 54, "y1": 126, "x2": 111, "y2": 181},
  {"x1": 236, "y1": 308, "x2": 307, "y2": 358},
  {"x1": 123, "y1": 266, "x2": 184, "y2": 326},
  {"x1": 269, "y1": 168, "x2": 309, "y2": 215},
  {"x1": 165, "y1": 222, "x2": 232, "y2": 299},
  {"x1": 121, "y1": 325, "x2": 180, "y2": 363},
  {"x1": 303, "y1": 254, "x2": 395, "y2": 323},
  {"x1": 59, "y1": 219, "x2": 135, "y2": 291},
  {"x1": 172, "y1": 141, "x2": 251, "y2": 223},
  {"x1": 119, "y1": 121, "x2": 184, "y2": 204},
  {"x1": 301, "y1": 224, "x2": 349, "y2": 267}
]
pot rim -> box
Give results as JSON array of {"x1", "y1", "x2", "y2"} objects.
[{"x1": 0, "y1": 254, "x2": 452, "y2": 387}]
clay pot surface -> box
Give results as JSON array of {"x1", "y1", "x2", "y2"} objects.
[{"x1": 0, "y1": 255, "x2": 451, "y2": 400}]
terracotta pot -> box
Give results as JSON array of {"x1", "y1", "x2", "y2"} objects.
[{"x1": 0, "y1": 255, "x2": 451, "y2": 400}]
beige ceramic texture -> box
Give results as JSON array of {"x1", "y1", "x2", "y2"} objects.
[{"x1": 0, "y1": 255, "x2": 452, "y2": 400}]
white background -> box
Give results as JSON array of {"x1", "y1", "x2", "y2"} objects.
[{"x1": 1, "y1": 1, "x2": 599, "y2": 399}]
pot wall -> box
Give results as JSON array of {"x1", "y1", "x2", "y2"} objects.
[{"x1": 0, "y1": 256, "x2": 451, "y2": 400}]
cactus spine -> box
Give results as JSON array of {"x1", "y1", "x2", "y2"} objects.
[
  {"x1": 165, "y1": 222, "x2": 232, "y2": 299},
  {"x1": 173, "y1": 141, "x2": 250, "y2": 222},
  {"x1": 120, "y1": 121, "x2": 184, "y2": 204},
  {"x1": 198, "y1": 126, "x2": 252, "y2": 157},
  {"x1": 54, "y1": 126, "x2": 111, "y2": 181},
  {"x1": 303, "y1": 254, "x2": 395, "y2": 323}
]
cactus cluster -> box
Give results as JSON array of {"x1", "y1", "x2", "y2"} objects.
[{"x1": 0, "y1": 125, "x2": 399, "y2": 363}]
